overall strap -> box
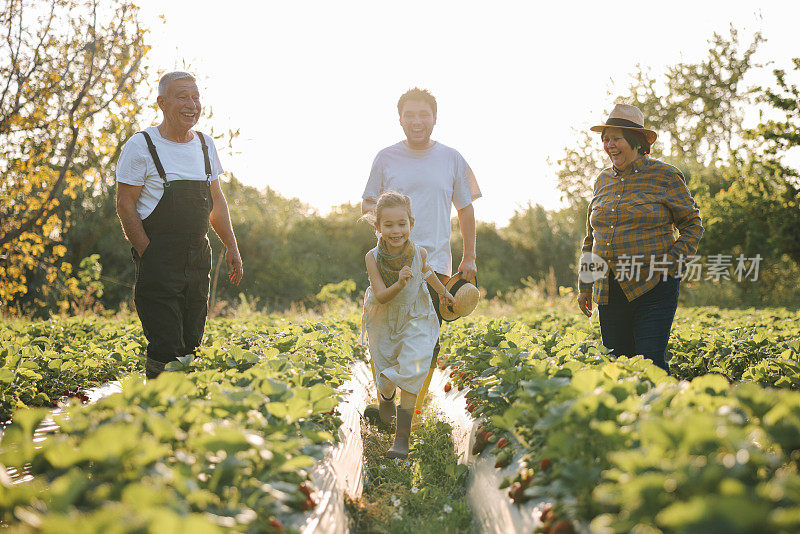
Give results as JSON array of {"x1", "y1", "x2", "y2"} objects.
[
  {"x1": 140, "y1": 131, "x2": 168, "y2": 186},
  {"x1": 196, "y1": 132, "x2": 212, "y2": 186}
]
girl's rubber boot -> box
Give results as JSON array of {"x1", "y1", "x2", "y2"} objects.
[
  {"x1": 364, "y1": 391, "x2": 396, "y2": 431},
  {"x1": 386, "y1": 407, "x2": 413, "y2": 459}
]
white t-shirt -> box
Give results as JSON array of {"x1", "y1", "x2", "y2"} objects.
[
  {"x1": 363, "y1": 141, "x2": 481, "y2": 275},
  {"x1": 116, "y1": 126, "x2": 223, "y2": 219}
]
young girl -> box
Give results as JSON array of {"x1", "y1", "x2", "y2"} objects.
[{"x1": 361, "y1": 191, "x2": 455, "y2": 458}]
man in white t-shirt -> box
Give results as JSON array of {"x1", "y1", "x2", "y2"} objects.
[
  {"x1": 115, "y1": 71, "x2": 243, "y2": 379},
  {"x1": 361, "y1": 87, "x2": 481, "y2": 419}
]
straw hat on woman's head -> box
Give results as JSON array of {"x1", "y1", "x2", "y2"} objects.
[
  {"x1": 439, "y1": 272, "x2": 480, "y2": 322},
  {"x1": 590, "y1": 104, "x2": 658, "y2": 145}
]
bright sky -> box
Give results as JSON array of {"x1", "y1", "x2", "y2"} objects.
[{"x1": 133, "y1": 0, "x2": 798, "y2": 225}]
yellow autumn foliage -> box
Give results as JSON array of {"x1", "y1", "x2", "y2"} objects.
[{"x1": 0, "y1": 0, "x2": 148, "y2": 315}]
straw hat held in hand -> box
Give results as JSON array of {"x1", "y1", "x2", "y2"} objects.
[{"x1": 439, "y1": 272, "x2": 480, "y2": 321}]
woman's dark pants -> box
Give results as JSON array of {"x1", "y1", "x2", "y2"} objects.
[{"x1": 597, "y1": 275, "x2": 679, "y2": 373}]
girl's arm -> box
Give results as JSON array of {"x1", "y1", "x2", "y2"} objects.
[
  {"x1": 420, "y1": 249, "x2": 456, "y2": 306},
  {"x1": 366, "y1": 252, "x2": 411, "y2": 304}
]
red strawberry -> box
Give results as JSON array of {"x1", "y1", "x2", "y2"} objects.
[
  {"x1": 472, "y1": 429, "x2": 493, "y2": 455},
  {"x1": 450, "y1": 370, "x2": 456, "y2": 378},
  {"x1": 269, "y1": 517, "x2": 285, "y2": 533},
  {"x1": 444, "y1": 383, "x2": 452, "y2": 392},
  {"x1": 540, "y1": 505, "x2": 554, "y2": 522},
  {"x1": 496, "y1": 438, "x2": 508, "y2": 448},
  {"x1": 414, "y1": 409, "x2": 421, "y2": 415},
  {"x1": 494, "y1": 450, "x2": 511, "y2": 468},
  {"x1": 508, "y1": 481, "x2": 531, "y2": 502},
  {"x1": 540, "y1": 458, "x2": 552, "y2": 472},
  {"x1": 297, "y1": 484, "x2": 317, "y2": 511}
]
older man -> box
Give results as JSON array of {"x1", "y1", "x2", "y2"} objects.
[
  {"x1": 362, "y1": 87, "x2": 481, "y2": 420},
  {"x1": 116, "y1": 71, "x2": 243, "y2": 379}
]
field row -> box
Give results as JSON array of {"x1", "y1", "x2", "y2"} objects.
[
  {"x1": 439, "y1": 310, "x2": 800, "y2": 533},
  {"x1": 0, "y1": 317, "x2": 361, "y2": 532},
  {"x1": 0, "y1": 319, "x2": 145, "y2": 422},
  {"x1": 3, "y1": 308, "x2": 796, "y2": 424},
  {"x1": 2, "y1": 308, "x2": 799, "y2": 532}
]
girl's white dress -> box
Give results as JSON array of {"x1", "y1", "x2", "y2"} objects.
[{"x1": 360, "y1": 243, "x2": 440, "y2": 394}]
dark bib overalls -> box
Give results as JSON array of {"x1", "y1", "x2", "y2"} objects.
[{"x1": 132, "y1": 131, "x2": 214, "y2": 379}]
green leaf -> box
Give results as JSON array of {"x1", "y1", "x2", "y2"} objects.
[
  {"x1": 193, "y1": 426, "x2": 251, "y2": 454},
  {"x1": 313, "y1": 396, "x2": 337, "y2": 413},
  {"x1": 78, "y1": 423, "x2": 140, "y2": 461},
  {"x1": 0, "y1": 367, "x2": 15, "y2": 383},
  {"x1": 0, "y1": 407, "x2": 48, "y2": 465},
  {"x1": 279, "y1": 454, "x2": 315, "y2": 470},
  {"x1": 266, "y1": 401, "x2": 288, "y2": 418},
  {"x1": 309, "y1": 383, "x2": 332, "y2": 403},
  {"x1": 285, "y1": 396, "x2": 312, "y2": 422}
]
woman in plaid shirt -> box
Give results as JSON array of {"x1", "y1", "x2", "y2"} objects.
[{"x1": 577, "y1": 104, "x2": 704, "y2": 374}]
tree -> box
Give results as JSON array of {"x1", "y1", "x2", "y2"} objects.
[
  {"x1": 555, "y1": 27, "x2": 763, "y2": 207},
  {"x1": 451, "y1": 220, "x2": 524, "y2": 298},
  {"x1": 201, "y1": 178, "x2": 377, "y2": 311},
  {"x1": 748, "y1": 57, "x2": 800, "y2": 266},
  {"x1": 0, "y1": 0, "x2": 147, "y2": 314},
  {"x1": 504, "y1": 202, "x2": 586, "y2": 290},
  {"x1": 554, "y1": 132, "x2": 606, "y2": 207},
  {"x1": 631, "y1": 27, "x2": 763, "y2": 168}
]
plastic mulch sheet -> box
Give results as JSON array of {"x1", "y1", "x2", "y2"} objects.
[
  {"x1": 1, "y1": 380, "x2": 123, "y2": 484},
  {"x1": 86, "y1": 380, "x2": 123, "y2": 402},
  {"x1": 3, "y1": 366, "x2": 374, "y2": 534},
  {"x1": 426, "y1": 367, "x2": 549, "y2": 534},
  {"x1": 300, "y1": 360, "x2": 373, "y2": 534}
]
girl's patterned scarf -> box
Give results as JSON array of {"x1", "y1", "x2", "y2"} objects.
[{"x1": 377, "y1": 237, "x2": 415, "y2": 287}]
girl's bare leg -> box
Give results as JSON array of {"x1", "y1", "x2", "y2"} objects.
[{"x1": 399, "y1": 390, "x2": 416, "y2": 411}]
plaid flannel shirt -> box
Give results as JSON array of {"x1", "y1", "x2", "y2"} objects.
[{"x1": 579, "y1": 155, "x2": 704, "y2": 304}]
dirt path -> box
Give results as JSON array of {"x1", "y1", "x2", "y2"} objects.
[{"x1": 346, "y1": 407, "x2": 472, "y2": 533}]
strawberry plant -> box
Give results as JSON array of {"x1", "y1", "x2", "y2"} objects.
[
  {"x1": 0, "y1": 317, "x2": 145, "y2": 421},
  {"x1": 2, "y1": 306, "x2": 799, "y2": 532},
  {"x1": 440, "y1": 309, "x2": 800, "y2": 532},
  {"x1": 0, "y1": 316, "x2": 362, "y2": 532}
]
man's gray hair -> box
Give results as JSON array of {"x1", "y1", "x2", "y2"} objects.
[{"x1": 158, "y1": 71, "x2": 196, "y2": 97}]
